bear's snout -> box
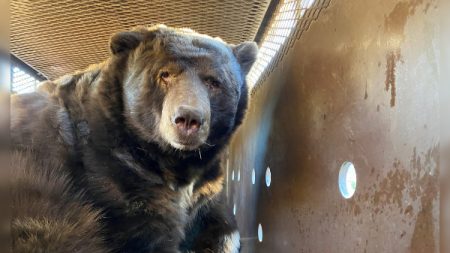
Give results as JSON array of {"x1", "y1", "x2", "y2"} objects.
[
  {"x1": 159, "y1": 80, "x2": 211, "y2": 151},
  {"x1": 172, "y1": 105, "x2": 204, "y2": 135}
]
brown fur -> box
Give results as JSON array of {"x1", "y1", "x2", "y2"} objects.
[
  {"x1": 10, "y1": 151, "x2": 108, "y2": 253},
  {"x1": 10, "y1": 25, "x2": 257, "y2": 253}
]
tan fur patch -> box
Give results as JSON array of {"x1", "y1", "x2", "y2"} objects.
[{"x1": 195, "y1": 175, "x2": 224, "y2": 200}]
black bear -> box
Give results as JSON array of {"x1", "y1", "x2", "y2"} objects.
[{"x1": 10, "y1": 25, "x2": 257, "y2": 253}]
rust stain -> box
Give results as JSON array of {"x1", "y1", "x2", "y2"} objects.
[
  {"x1": 424, "y1": 2, "x2": 431, "y2": 13},
  {"x1": 364, "y1": 146, "x2": 438, "y2": 252},
  {"x1": 410, "y1": 177, "x2": 437, "y2": 253},
  {"x1": 409, "y1": 146, "x2": 439, "y2": 253},
  {"x1": 353, "y1": 204, "x2": 362, "y2": 216},
  {"x1": 372, "y1": 160, "x2": 410, "y2": 208},
  {"x1": 364, "y1": 82, "x2": 368, "y2": 100},
  {"x1": 383, "y1": 0, "x2": 429, "y2": 108},
  {"x1": 400, "y1": 231, "x2": 407, "y2": 238},
  {"x1": 404, "y1": 205, "x2": 413, "y2": 215},
  {"x1": 385, "y1": 50, "x2": 401, "y2": 107},
  {"x1": 384, "y1": 0, "x2": 425, "y2": 38}
]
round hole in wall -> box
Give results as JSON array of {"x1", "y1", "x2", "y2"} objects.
[
  {"x1": 338, "y1": 162, "x2": 357, "y2": 199},
  {"x1": 258, "y1": 223, "x2": 263, "y2": 242},
  {"x1": 252, "y1": 168, "x2": 256, "y2": 185},
  {"x1": 265, "y1": 167, "x2": 271, "y2": 187}
]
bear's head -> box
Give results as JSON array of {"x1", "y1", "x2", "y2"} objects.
[{"x1": 108, "y1": 25, "x2": 258, "y2": 153}]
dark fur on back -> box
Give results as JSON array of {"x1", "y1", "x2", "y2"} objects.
[
  {"x1": 10, "y1": 151, "x2": 107, "y2": 253},
  {"x1": 10, "y1": 25, "x2": 257, "y2": 253}
]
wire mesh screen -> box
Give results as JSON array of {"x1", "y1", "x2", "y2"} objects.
[
  {"x1": 11, "y1": 62, "x2": 42, "y2": 94},
  {"x1": 10, "y1": 0, "x2": 330, "y2": 93},
  {"x1": 11, "y1": 0, "x2": 271, "y2": 80},
  {"x1": 247, "y1": 0, "x2": 331, "y2": 92}
]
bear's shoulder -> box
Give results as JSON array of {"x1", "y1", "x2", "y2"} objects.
[{"x1": 10, "y1": 64, "x2": 103, "y2": 152}]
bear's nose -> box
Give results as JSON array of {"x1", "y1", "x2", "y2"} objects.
[{"x1": 172, "y1": 105, "x2": 204, "y2": 134}]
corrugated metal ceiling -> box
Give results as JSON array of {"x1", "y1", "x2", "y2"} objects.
[{"x1": 11, "y1": 0, "x2": 271, "y2": 79}]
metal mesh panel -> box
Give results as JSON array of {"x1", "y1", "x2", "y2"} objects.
[
  {"x1": 248, "y1": 0, "x2": 331, "y2": 92},
  {"x1": 11, "y1": 0, "x2": 271, "y2": 80},
  {"x1": 11, "y1": 66, "x2": 38, "y2": 94}
]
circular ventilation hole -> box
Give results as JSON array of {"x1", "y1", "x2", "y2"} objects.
[
  {"x1": 252, "y1": 168, "x2": 256, "y2": 185},
  {"x1": 338, "y1": 162, "x2": 357, "y2": 199},
  {"x1": 258, "y1": 223, "x2": 263, "y2": 242},
  {"x1": 265, "y1": 167, "x2": 271, "y2": 187}
]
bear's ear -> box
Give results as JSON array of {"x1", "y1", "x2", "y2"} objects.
[
  {"x1": 233, "y1": 42, "x2": 258, "y2": 75},
  {"x1": 109, "y1": 31, "x2": 144, "y2": 55}
]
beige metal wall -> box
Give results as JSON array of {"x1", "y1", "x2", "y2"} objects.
[
  {"x1": 227, "y1": 0, "x2": 447, "y2": 252},
  {"x1": 440, "y1": 1, "x2": 450, "y2": 252}
]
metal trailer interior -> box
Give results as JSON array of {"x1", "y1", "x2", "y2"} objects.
[{"x1": 9, "y1": 0, "x2": 450, "y2": 252}]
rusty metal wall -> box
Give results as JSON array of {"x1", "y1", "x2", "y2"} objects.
[
  {"x1": 227, "y1": 0, "x2": 446, "y2": 252},
  {"x1": 440, "y1": 1, "x2": 450, "y2": 251}
]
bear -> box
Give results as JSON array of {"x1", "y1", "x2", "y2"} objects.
[{"x1": 10, "y1": 24, "x2": 257, "y2": 253}]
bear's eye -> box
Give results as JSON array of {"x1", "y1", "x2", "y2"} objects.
[
  {"x1": 204, "y1": 77, "x2": 221, "y2": 88},
  {"x1": 159, "y1": 71, "x2": 170, "y2": 80}
]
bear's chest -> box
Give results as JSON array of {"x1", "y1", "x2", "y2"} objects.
[
  {"x1": 173, "y1": 181, "x2": 197, "y2": 211},
  {"x1": 170, "y1": 178, "x2": 217, "y2": 215}
]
